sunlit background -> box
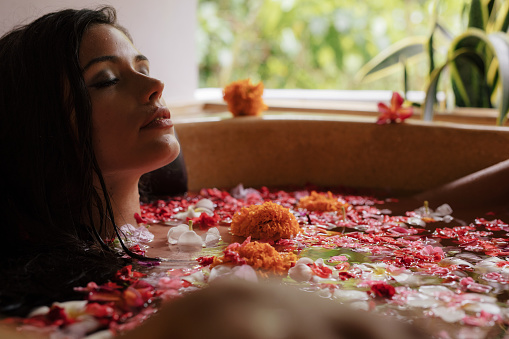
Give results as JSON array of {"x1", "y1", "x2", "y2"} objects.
[{"x1": 197, "y1": 0, "x2": 464, "y2": 93}]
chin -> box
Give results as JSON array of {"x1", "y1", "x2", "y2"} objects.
[{"x1": 151, "y1": 139, "x2": 181, "y2": 171}]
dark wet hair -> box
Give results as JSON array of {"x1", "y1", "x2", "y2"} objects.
[{"x1": 0, "y1": 7, "x2": 138, "y2": 315}]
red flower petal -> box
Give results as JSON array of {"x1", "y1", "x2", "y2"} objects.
[
  {"x1": 390, "y1": 92, "x2": 404, "y2": 109},
  {"x1": 370, "y1": 282, "x2": 395, "y2": 299},
  {"x1": 376, "y1": 92, "x2": 412, "y2": 124},
  {"x1": 377, "y1": 102, "x2": 391, "y2": 114},
  {"x1": 310, "y1": 263, "x2": 333, "y2": 278}
]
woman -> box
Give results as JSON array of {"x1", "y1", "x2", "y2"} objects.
[{"x1": 0, "y1": 7, "x2": 185, "y2": 315}]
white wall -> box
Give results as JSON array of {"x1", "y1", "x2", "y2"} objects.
[{"x1": 0, "y1": 0, "x2": 198, "y2": 105}]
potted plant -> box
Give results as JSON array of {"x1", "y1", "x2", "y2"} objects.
[{"x1": 357, "y1": 0, "x2": 509, "y2": 125}]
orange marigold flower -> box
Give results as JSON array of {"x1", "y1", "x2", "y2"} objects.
[
  {"x1": 223, "y1": 78, "x2": 268, "y2": 117},
  {"x1": 212, "y1": 238, "x2": 297, "y2": 277},
  {"x1": 297, "y1": 191, "x2": 349, "y2": 212},
  {"x1": 230, "y1": 201, "x2": 300, "y2": 240}
]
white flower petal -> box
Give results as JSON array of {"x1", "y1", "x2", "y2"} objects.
[
  {"x1": 442, "y1": 215, "x2": 454, "y2": 223},
  {"x1": 314, "y1": 258, "x2": 325, "y2": 265},
  {"x1": 433, "y1": 306, "x2": 465, "y2": 323},
  {"x1": 167, "y1": 224, "x2": 189, "y2": 243},
  {"x1": 288, "y1": 263, "x2": 313, "y2": 282},
  {"x1": 440, "y1": 257, "x2": 474, "y2": 268},
  {"x1": 230, "y1": 184, "x2": 262, "y2": 199},
  {"x1": 182, "y1": 271, "x2": 206, "y2": 285},
  {"x1": 474, "y1": 257, "x2": 504, "y2": 274},
  {"x1": 349, "y1": 301, "x2": 370, "y2": 311},
  {"x1": 206, "y1": 227, "x2": 220, "y2": 237},
  {"x1": 418, "y1": 285, "x2": 453, "y2": 296},
  {"x1": 194, "y1": 205, "x2": 214, "y2": 216},
  {"x1": 406, "y1": 293, "x2": 440, "y2": 308},
  {"x1": 463, "y1": 302, "x2": 500, "y2": 315},
  {"x1": 28, "y1": 305, "x2": 50, "y2": 317},
  {"x1": 177, "y1": 231, "x2": 204, "y2": 252},
  {"x1": 333, "y1": 289, "x2": 369, "y2": 301},
  {"x1": 203, "y1": 233, "x2": 220, "y2": 247},
  {"x1": 435, "y1": 204, "x2": 453, "y2": 216},
  {"x1": 231, "y1": 265, "x2": 258, "y2": 282},
  {"x1": 460, "y1": 293, "x2": 497, "y2": 304},
  {"x1": 295, "y1": 257, "x2": 314, "y2": 265},
  {"x1": 53, "y1": 300, "x2": 88, "y2": 317},
  {"x1": 195, "y1": 198, "x2": 214, "y2": 212},
  {"x1": 209, "y1": 265, "x2": 232, "y2": 282},
  {"x1": 200, "y1": 227, "x2": 221, "y2": 247},
  {"x1": 407, "y1": 217, "x2": 427, "y2": 227},
  {"x1": 174, "y1": 208, "x2": 201, "y2": 220}
]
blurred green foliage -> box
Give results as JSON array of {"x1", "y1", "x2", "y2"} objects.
[{"x1": 197, "y1": 0, "x2": 463, "y2": 90}]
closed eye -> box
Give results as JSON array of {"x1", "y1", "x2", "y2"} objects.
[
  {"x1": 90, "y1": 78, "x2": 119, "y2": 89},
  {"x1": 137, "y1": 63, "x2": 150, "y2": 76}
]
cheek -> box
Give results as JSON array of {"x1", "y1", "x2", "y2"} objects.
[{"x1": 92, "y1": 103, "x2": 129, "y2": 132}]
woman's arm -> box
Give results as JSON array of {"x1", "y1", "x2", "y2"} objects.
[{"x1": 414, "y1": 159, "x2": 509, "y2": 209}]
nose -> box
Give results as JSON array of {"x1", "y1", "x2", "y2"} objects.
[{"x1": 143, "y1": 76, "x2": 164, "y2": 103}]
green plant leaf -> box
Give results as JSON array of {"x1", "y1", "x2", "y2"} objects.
[
  {"x1": 449, "y1": 29, "x2": 490, "y2": 108},
  {"x1": 487, "y1": 57, "x2": 499, "y2": 91},
  {"x1": 450, "y1": 52, "x2": 487, "y2": 107},
  {"x1": 403, "y1": 59, "x2": 409, "y2": 96},
  {"x1": 422, "y1": 63, "x2": 448, "y2": 121},
  {"x1": 451, "y1": 29, "x2": 509, "y2": 122},
  {"x1": 450, "y1": 52, "x2": 490, "y2": 107},
  {"x1": 355, "y1": 36, "x2": 427, "y2": 83},
  {"x1": 487, "y1": 0, "x2": 496, "y2": 20},
  {"x1": 427, "y1": 33, "x2": 435, "y2": 76},
  {"x1": 423, "y1": 49, "x2": 485, "y2": 121},
  {"x1": 468, "y1": 0, "x2": 487, "y2": 30},
  {"x1": 424, "y1": 30, "x2": 509, "y2": 125},
  {"x1": 489, "y1": 0, "x2": 509, "y2": 33},
  {"x1": 487, "y1": 32, "x2": 509, "y2": 125}
]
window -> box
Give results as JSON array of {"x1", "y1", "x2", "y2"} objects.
[{"x1": 197, "y1": 0, "x2": 463, "y2": 94}]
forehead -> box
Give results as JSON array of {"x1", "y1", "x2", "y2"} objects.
[{"x1": 79, "y1": 24, "x2": 138, "y2": 67}]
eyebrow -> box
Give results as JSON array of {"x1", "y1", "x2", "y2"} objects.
[{"x1": 82, "y1": 54, "x2": 149, "y2": 71}]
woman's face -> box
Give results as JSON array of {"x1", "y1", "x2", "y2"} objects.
[{"x1": 79, "y1": 24, "x2": 180, "y2": 178}]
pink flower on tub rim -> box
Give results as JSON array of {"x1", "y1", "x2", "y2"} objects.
[{"x1": 376, "y1": 92, "x2": 413, "y2": 124}]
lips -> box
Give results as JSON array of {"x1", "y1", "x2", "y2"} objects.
[{"x1": 141, "y1": 106, "x2": 173, "y2": 129}]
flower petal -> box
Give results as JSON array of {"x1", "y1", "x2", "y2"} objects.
[{"x1": 391, "y1": 92, "x2": 404, "y2": 109}]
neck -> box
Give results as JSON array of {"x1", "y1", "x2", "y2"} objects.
[{"x1": 94, "y1": 173, "x2": 141, "y2": 238}]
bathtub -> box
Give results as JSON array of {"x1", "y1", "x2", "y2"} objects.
[{"x1": 175, "y1": 113, "x2": 509, "y2": 195}]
